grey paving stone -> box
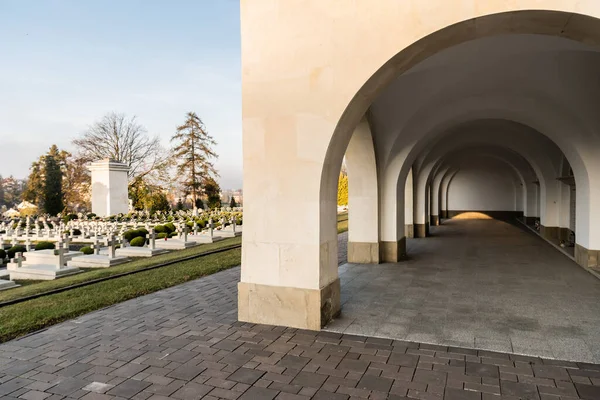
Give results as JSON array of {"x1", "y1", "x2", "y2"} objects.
[
  {"x1": 228, "y1": 368, "x2": 266, "y2": 385},
  {"x1": 356, "y1": 375, "x2": 394, "y2": 392},
  {"x1": 238, "y1": 386, "x2": 279, "y2": 400},
  {"x1": 575, "y1": 383, "x2": 600, "y2": 400},
  {"x1": 466, "y1": 362, "x2": 499, "y2": 379},
  {"x1": 501, "y1": 380, "x2": 540, "y2": 399},
  {"x1": 106, "y1": 379, "x2": 151, "y2": 398},
  {"x1": 46, "y1": 378, "x2": 89, "y2": 396}
]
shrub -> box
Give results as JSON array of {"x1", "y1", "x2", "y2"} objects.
[
  {"x1": 7, "y1": 245, "x2": 27, "y2": 259},
  {"x1": 71, "y1": 229, "x2": 82, "y2": 236},
  {"x1": 186, "y1": 221, "x2": 194, "y2": 229},
  {"x1": 87, "y1": 213, "x2": 96, "y2": 218},
  {"x1": 123, "y1": 230, "x2": 142, "y2": 242},
  {"x1": 157, "y1": 233, "x2": 168, "y2": 239},
  {"x1": 0, "y1": 249, "x2": 6, "y2": 261},
  {"x1": 154, "y1": 225, "x2": 167, "y2": 234},
  {"x1": 164, "y1": 222, "x2": 176, "y2": 233},
  {"x1": 35, "y1": 241, "x2": 55, "y2": 251},
  {"x1": 81, "y1": 246, "x2": 94, "y2": 255},
  {"x1": 130, "y1": 237, "x2": 146, "y2": 247},
  {"x1": 168, "y1": 232, "x2": 177, "y2": 238},
  {"x1": 137, "y1": 228, "x2": 149, "y2": 237}
]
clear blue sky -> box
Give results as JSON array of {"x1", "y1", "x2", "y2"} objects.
[{"x1": 0, "y1": 0, "x2": 242, "y2": 189}]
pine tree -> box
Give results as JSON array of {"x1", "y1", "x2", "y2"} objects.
[
  {"x1": 43, "y1": 145, "x2": 64, "y2": 215},
  {"x1": 230, "y1": 196, "x2": 237, "y2": 208},
  {"x1": 23, "y1": 162, "x2": 44, "y2": 206},
  {"x1": 203, "y1": 177, "x2": 222, "y2": 210},
  {"x1": 171, "y1": 112, "x2": 218, "y2": 211}
]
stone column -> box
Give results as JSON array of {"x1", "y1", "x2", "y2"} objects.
[
  {"x1": 88, "y1": 159, "x2": 130, "y2": 217},
  {"x1": 346, "y1": 117, "x2": 380, "y2": 264}
]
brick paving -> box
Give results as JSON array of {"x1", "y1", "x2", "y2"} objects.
[{"x1": 1, "y1": 221, "x2": 600, "y2": 399}]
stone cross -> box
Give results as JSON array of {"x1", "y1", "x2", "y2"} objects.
[
  {"x1": 62, "y1": 233, "x2": 71, "y2": 250},
  {"x1": 104, "y1": 235, "x2": 118, "y2": 259},
  {"x1": 193, "y1": 222, "x2": 198, "y2": 236},
  {"x1": 92, "y1": 235, "x2": 102, "y2": 256},
  {"x1": 182, "y1": 226, "x2": 188, "y2": 242},
  {"x1": 55, "y1": 243, "x2": 66, "y2": 269},
  {"x1": 231, "y1": 217, "x2": 237, "y2": 234},
  {"x1": 208, "y1": 219, "x2": 214, "y2": 238},
  {"x1": 10, "y1": 236, "x2": 18, "y2": 247},
  {"x1": 11, "y1": 252, "x2": 24, "y2": 268},
  {"x1": 147, "y1": 228, "x2": 156, "y2": 250},
  {"x1": 175, "y1": 224, "x2": 183, "y2": 240},
  {"x1": 24, "y1": 237, "x2": 32, "y2": 252}
]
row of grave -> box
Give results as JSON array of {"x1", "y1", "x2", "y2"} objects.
[
  {"x1": 0, "y1": 222, "x2": 242, "y2": 292},
  {"x1": 0, "y1": 216, "x2": 238, "y2": 246}
]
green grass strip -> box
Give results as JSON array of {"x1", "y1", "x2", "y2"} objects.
[{"x1": 0, "y1": 248, "x2": 241, "y2": 343}]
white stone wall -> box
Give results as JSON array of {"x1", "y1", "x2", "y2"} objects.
[{"x1": 448, "y1": 159, "x2": 517, "y2": 212}]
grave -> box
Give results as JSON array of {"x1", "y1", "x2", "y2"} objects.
[
  {"x1": 157, "y1": 226, "x2": 199, "y2": 250},
  {"x1": 115, "y1": 228, "x2": 168, "y2": 257},
  {"x1": 218, "y1": 218, "x2": 242, "y2": 238},
  {"x1": 8, "y1": 245, "x2": 81, "y2": 280},
  {"x1": 189, "y1": 219, "x2": 225, "y2": 243},
  {"x1": 68, "y1": 235, "x2": 129, "y2": 268},
  {"x1": 0, "y1": 269, "x2": 19, "y2": 291}
]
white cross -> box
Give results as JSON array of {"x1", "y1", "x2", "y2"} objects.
[
  {"x1": 147, "y1": 228, "x2": 157, "y2": 250},
  {"x1": 55, "y1": 243, "x2": 65, "y2": 269},
  {"x1": 92, "y1": 235, "x2": 101, "y2": 255},
  {"x1": 11, "y1": 252, "x2": 24, "y2": 268}
]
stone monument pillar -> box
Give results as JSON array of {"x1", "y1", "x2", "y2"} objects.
[{"x1": 89, "y1": 159, "x2": 130, "y2": 217}]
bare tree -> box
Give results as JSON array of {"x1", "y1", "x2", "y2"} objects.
[{"x1": 73, "y1": 112, "x2": 166, "y2": 181}]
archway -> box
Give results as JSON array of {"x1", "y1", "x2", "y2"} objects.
[{"x1": 240, "y1": 5, "x2": 600, "y2": 334}]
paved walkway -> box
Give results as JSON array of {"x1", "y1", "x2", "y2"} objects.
[
  {"x1": 327, "y1": 219, "x2": 600, "y2": 364},
  {"x1": 1, "y1": 221, "x2": 600, "y2": 399}
]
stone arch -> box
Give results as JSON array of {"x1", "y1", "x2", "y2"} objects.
[{"x1": 240, "y1": 4, "x2": 600, "y2": 329}]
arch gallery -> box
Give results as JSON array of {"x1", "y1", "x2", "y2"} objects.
[{"x1": 238, "y1": 1, "x2": 600, "y2": 331}]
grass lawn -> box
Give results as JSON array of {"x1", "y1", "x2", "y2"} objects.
[
  {"x1": 337, "y1": 211, "x2": 348, "y2": 234},
  {"x1": 0, "y1": 246, "x2": 241, "y2": 343},
  {"x1": 0, "y1": 236, "x2": 241, "y2": 303}
]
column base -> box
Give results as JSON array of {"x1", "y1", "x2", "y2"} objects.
[
  {"x1": 380, "y1": 237, "x2": 407, "y2": 262},
  {"x1": 441, "y1": 210, "x2": 448, "y2": 219},
  {"x1": 575, "y1": 244, "x2": 600, "y2": 269},
  {"x1": 559, "y1": 228, "x2": 574, "y2": 243},
  {"x1": 238, "y1": 279, "x2": 341, "y2": 330},
  {"x1": 414, "y1": 223, "x2": 428, "y2": 238},
  {"x1": 405, "y1": 224, "x2": 414, "y2": 238},
  {"x1": 524, "y1": 216, "x2": 538, "y2": 226},
  {"x1": 431, "y1": 215, "x2": 439, "y2": 226},
  {"x1": 347, "y1": 242, "x2": 380, "y2": 264},
  {"x1": 540, "y1": 225, "x2": 560, "y2": 245}
]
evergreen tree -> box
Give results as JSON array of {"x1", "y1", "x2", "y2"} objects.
[
  {"x1": 176, "y1": 198, "x2": 185, "y2": 211},
  {"x1": 43, "y1": 145, "x2": 64, "y2": 215},
  {"x1": 23, "y1": 162, "x2": 44, "y2": 206},
  {"x1": 229, "y1": 196, "x2": 237, "y2": 208},
  {"x1": 203, "y1": 177, "x2": 222, "y2": 210},
  {"x1": 171, "y1": 112, "x2": 218, "y2": 211}
]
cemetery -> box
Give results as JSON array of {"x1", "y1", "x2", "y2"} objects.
[{"x1": 0, "y1": 207, "x2": 243, "y2": 289}]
